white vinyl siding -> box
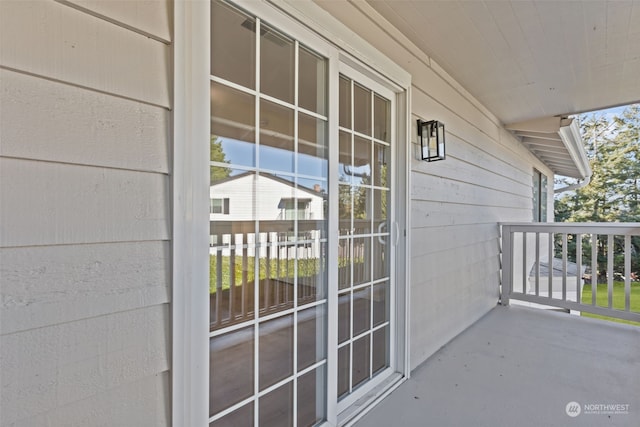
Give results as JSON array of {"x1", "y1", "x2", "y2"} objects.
[
  {"x1": 0, "y1": 1, "x2": 170, "y2": 108},
  {"x1": 0, "y1": 1, "x2": 171, "y2": 426}
]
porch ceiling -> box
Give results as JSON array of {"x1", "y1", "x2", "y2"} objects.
[
  {"x1": 365, "y1": 0, "x2": 640, "y2": 178},
  {"x1": 368, "y1": 0, "x2": 640, "y2": 124}
]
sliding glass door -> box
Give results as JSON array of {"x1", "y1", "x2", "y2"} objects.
[
  {"x1": 336, "y1": 68, "x2": 395, "y2": 410},
  {"x1": 209, "y1": 2, "x2": 328, "y2": 425},
  {"x1": 208, "y1": 2, "x2": 400, "y2": 425}
]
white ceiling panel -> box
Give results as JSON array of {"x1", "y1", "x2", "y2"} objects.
[{"x1": 367, "y1": 0, "x2": 640, "y2": 124}]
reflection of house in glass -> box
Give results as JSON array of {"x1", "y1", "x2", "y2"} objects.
[
  {"x1": 210, "y1": 171, "x2": 325, "y2": 222},
  {"x1": 209, "y1": 171, "x2": 326, "y2": 258},
  {"x1": 209, "y1": 171, "x2": 328, "y2": 332}
]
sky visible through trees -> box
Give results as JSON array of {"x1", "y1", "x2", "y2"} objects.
[{"x1": 555, "y1": 104, "x2": 640, "y2": 278}]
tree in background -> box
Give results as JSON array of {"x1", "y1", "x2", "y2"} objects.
[
  {"x1": 210, "y1": 135, "x2": 231, "y2": 183},
  {"x1": 555, "y1": 104, "x2": 640, "y2": 280},
  {"x1": 614, "y1": 105, "x2": 640, "y2": 222}
]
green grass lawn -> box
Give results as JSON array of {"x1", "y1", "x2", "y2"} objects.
[
  {"x1": 581, "y1": 281, "x2": 640, "y2": 326},
  {"x1": 209, "y1": 255, "x2": 324, "y2": 293},
  {"x1": 209, "y1": 254, "x2": 360, "y2": 293}
]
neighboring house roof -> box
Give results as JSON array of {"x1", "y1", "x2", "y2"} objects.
[{"x1": 530, "y1": 258, "x2": 587, "y2": 278}]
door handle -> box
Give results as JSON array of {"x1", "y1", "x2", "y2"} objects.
[{"x1": 378, "y1": 222, "x2": 387, "y2": 245}]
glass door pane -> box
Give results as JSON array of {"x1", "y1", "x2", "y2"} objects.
[
  {"x1": 210, "y1": 2, "x2": 328, "y2": 425},
  {"x1": 336, "y1": 73, "x2": 393, "y2": 403}
]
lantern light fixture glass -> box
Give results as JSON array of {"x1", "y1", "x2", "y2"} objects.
[{"x1": 418, "y1": 119, "x2": 446, "y2": 162}]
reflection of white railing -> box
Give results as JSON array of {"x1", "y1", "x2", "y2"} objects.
[
  {"x1": 501, "y1": 222, "x2": 640, "y2": 323},
  {"x1": 209, "y1": 220, "x2": 326, "y2": 330},
  {"x1": 210, "y1": 230, "x2": 321, "y2": 259}
]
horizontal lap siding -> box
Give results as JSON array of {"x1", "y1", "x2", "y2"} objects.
[
  {"x1": 1, "y1": 306, "x2": 170, "y2": 424},
  {"x1": 6, "y1": 373, "x2": 171, "y2": 427},
  {"x1": 0, "y1": 1, "x2": 172, "y2": 426},
  {"x1": 60, "y1": 0, "x2": 172, "y2": 43},
  {"x1": 407, "y1": 52, "x2": 540, "y2": 369},
  {"x1": 0, "y1": 242, "x2": 170, "y2": 334},
  {"x1": 0, "y1": 0, "x2": 170, "y2": 107},
  {"x1": 0, "y1": 158, "x2": 169, "y2": 247},
  {"x1": 0, "y1": 70, "x2": 170, "y2": 173},
  {"x1": 315, "y1": 1, "x2": 553, "y2": 370}
]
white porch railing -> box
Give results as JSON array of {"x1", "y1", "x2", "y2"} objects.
[{"x1": 500, "y1": 222, "x2": 640, "y2": 323}]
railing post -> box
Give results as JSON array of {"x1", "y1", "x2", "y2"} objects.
[{"x1": 501, "y1": 224, "x2": 512, "y2": 306}]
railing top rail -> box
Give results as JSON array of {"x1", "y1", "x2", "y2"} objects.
[{"x1": 500, "y1": 222, "x2": 640, "y2": 235}]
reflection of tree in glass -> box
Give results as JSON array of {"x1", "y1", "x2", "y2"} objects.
[
  {"x1": 338, "y1": 178, "x2": 367, "y2": 220},
  {"x1": 338, "y1": 178, "x2": 351, "y2": 220},
  {"x1": 377, "y1": 163, "x2": 388, "y2": 218},
  {"x1": 341, "y1": 155, "x2": 388, "y2": 221},
  {"x1": 352, "y1": 173, "x2": 379, "y2": 220},
  {"x1": 211, "y1": 135, "x2": 231, "y2": 183},
  {"x1": 353, "y1": 185, "x2": 368, "y2": 219}
]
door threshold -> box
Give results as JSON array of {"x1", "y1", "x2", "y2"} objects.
[{"x1": 339, "y1": 373, "x2": 406, "y2": 426}]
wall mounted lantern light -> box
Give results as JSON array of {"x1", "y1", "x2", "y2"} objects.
[{"x1": 417, "y1": 119, "x2": 446, "y2": 162}]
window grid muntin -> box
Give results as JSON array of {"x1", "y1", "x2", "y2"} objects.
[
  {"x1": 209, "y1": 297, "x2": 328, "y2": 339},
  {"x1": 212, "y1": 74, "x2": 328, "y2": 122},
  {"x1": 209, "y1": 359, "x2": 328, "y2": 424},
  {"x1": 210, "y1": 3, "x2": 328, "y2": 425}
]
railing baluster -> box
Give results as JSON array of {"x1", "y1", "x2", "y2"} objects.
[
  {"x1": 216, "y1": 245, "x2": 223, "y2": 327},
  {"x1": 500, "y1": 224, "x2": 512, "y2": 305},
  {"x1": 607, "y1": 234, "x2": 614, "y2": 309},
  {"x1": 265, "y1": 233, "x2": 271, "y2": 313},
  {"x1": 276, "y1": 236, "x2": 281, "y2": 306},
  {"x1": 535, "y1": 232, "x2": 540, "y2": 297},
  {"x1": 562, "y1": 233, "x2": 568, "y2": 301},
  {"x1": 576, "y1": 234, "x2": 582, "y2": 304},
  {"x1": 242, "y1": 235, "x2": 248, "y2": 318},
  {"x1": 624, "y1": 235, "x2": 631, "y2": 312},
  {"x1": 285, "y1": 243, "x2": 291, "y2": 304},
  {"x1": 229, "y1": 236, "x2": 236, "y2": 322},
  {"x1": 591, "y1": 234, "x2": 597, "y2": 306},
  {"x1": 548, "y1": 232, "x2": 553, "y2": 299},
  {"x1": 522, "y1": 232, "x2": 527, "y2": 294}
]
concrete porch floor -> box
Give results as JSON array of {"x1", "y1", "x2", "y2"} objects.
[{"x1": 354, "y1": 305, "x2": 640, "y2": 427}]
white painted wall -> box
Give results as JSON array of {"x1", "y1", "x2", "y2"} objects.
[
  {"x1": 0, "y1": 1, "x2": 171, "y2": 426},
  {"x1": 314, "y1": 0, "x2": 556, "y2": 370}
]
